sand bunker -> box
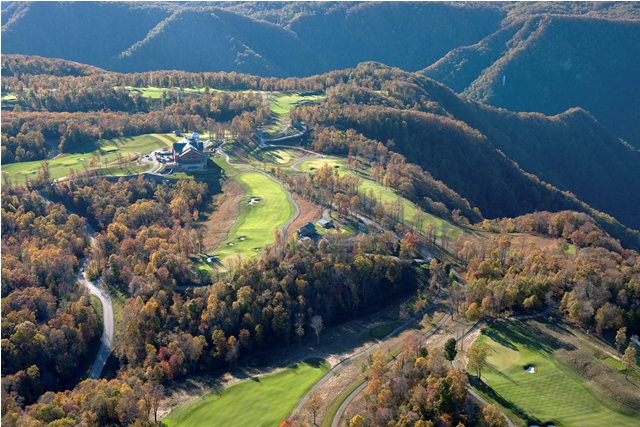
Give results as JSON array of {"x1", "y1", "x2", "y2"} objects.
[
  {"x1": 524, "y1": 365, "x2": 536, "y2": 373},
  {"x1": 253, "y1": 247, "x2": 261, "y2": 251},
  {"x1": 227, "y1": 242, "x2": 234, "y2": 246},
  {"x1": 238, "y1": 236, "x2": 246, "y2": 241},
  {"x1": 206, "y1": 256, "x2": 219, "y2": 263},
  {"x1": 248, "y1": 197, "x2": 261, "y2": 205},
  {"x1": 309, "y1": 167, "x2": 316, "y2": 171}
]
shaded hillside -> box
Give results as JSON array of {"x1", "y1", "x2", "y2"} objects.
[
  {"x1": 293, "y1": 63, "x2": 640, "y2": 240},
  {"x1": 0, "y1": 2, "x2": 173, "y2": 70},
  {"x1": 424, "y1": 15, "x2": 640, "y2": 148},
  {"x1": 1, "y1": 55, "x2": 106, "y2": 77},
  {"x1": 288, "y1": 2, "x2": 504, "y2": 74},
  {"x1": 116, "y1": 8, "x2": 322, "y2": 76},
  {"x1": 1, "y1": 1, "x2": 504, "y2": 77}
]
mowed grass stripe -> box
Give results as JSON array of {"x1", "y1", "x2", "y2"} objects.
[
  {"x1": 163, "y1": 359, "x2": 329, "y2": 427},
  {"x1": 298, "y1": 157, "x2": 465, "y2": 239},
  {"x1": 215, "y1": 172, "x2": 294, "y2": 262},
  {"x1": 477, "y1": 325, "x2": 639, "y2": 427},
  {"x1": 2, "y1": 133, "x2": 177, "y2": 181}
]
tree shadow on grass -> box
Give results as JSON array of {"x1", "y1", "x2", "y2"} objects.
[
  {"x1": 302, "y1": 358, "x2": 326, "y2": 369},
  {"x1": 488, "y1": 320, "x2": 576, "y2": 355},
  {"x1": 469, "y1": 375, "x2": 542, "y2": 427}
]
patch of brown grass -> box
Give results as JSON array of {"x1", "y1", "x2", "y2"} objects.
[
  {"x1": 201, "y1": 178, "x2": 245, "y2": 252},
  {"x1": 290, "y1": 194, "x2": 323, "y2": 232}
]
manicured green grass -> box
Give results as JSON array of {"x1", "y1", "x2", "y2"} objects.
[
  {"x1": 321, "y1": 375, "x2": 367, "y2": 427},
  {"x1": 269, "y1": 92, "x2": 325, "y2": 116},
  {"x1": 473, "y1": 323, "x2": 639, "y2": 427},
  {"x1": 98, "y1": 164, "x2": 148, "y2": 176},
  {"x1": 212, "y1": 172, "x2": 295, "y2": 268},
  {"x1": 369, "y1": 322, "x2": 401, "y2": 339},
  {"x1": 123, "y1": 86, "x2": 268, "y2": 99},
  {"x1": 163, "y1": 358, "x2": 330, "y2": 427},
  {"x1": 2, "y1": 133, "x2": 179, "y2": 181},
  {"x1": 566, "y1": 244, "x2": 576, "y2": 254},
  {"x1": 298, "y1": 156, "x2": 465, "y2": 239},
  {"x1": 249, "y1": 148, "x2": 299, "y2": 166},
  {"x1": 267, "y1": 92, "x2": 325, "y2": 133},
  {"x1": 603, "y1": 356, "x2": 624, "y2": 371}
]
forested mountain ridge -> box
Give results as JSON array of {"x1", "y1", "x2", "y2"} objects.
[
  {"x1": 1, "y1": 1, "x2": 505, "y2": 76},
  {"x1": 292, "y1": 63, "x2": 640, "y2": 234},
  {"x1": 3, "y1": 1, "x2": 639, "y2": 148},
  {"x1": 2, "y1": 55, "x2": 640, "y2": 244},
  {"x1": 424, "y1": 14, "x2": 640, "y2": 148}
]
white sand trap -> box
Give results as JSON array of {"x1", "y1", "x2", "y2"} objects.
[
  {"x1": 227, "y1": 242, "x2": 234, "y2": 246},
  {"x1": 239, "y1": 237, "x2": 246, "y2": 241},
  {"x1": 248, "y1": 197, "x2": 261, "y2": 205},
  {"x1": 207, "y1": 257, "x2": 212, "y2": 263},
  {"x1": 525, "y1": 365, "x2": 536, "y2": 373}
]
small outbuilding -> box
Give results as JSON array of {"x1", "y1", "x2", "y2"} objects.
[{"x1": 317, "y1": 218, "x2": 334, "y2": 228}]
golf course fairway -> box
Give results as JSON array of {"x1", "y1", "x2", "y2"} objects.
[
  {"x1": 163, "y1": 358, "x2": 329, "y2": 427},
  {"x1": 214, "y1": 172, "x2": 295, "y2": 266},
  {"x1": 474, "y1": 322, "x2": 639, "y2": 427}
]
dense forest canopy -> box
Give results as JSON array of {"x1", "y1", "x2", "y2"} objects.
[{"x1": 2, "y1": 8, "x2": 640, "y2": 425}]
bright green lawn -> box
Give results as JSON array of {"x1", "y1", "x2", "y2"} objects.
[
  {"x1": 212, "y1": 172, "x2": 294, "y2": 268},
  {"x1": 163, "y1": 359, "x2": 329, "y2": 427},
  {"x1": 2, "y1": 133, "x2": 179, "y2": 181},
  {"x1": 269, "y1": 92, "x2": 325, "y2": 116},
  {"x1": 249, "y1": 148, "x2": 299, "y2": 166},
  {"x1": 298, "y1": 157, "x2": 465, "y2": 239},
  {"x1": 267, "y1": 92, "x2": 324, "y2": 133},
  {"x1": 474, "y1": 323, "x2": 639, "y2": 427},
  {"x1": 123, "y1": 86, "x2": 267, "y2": 99}
]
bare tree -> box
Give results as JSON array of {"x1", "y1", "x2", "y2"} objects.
[
  {"x1": 295, "y1": 315, "x2": 305, "y2": 348},
  {"x1": 310, "y1": 315, "x2": 324, "y2": 344}
]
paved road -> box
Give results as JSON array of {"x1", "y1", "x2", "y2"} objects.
[
  {"x1": 293, "y1": 284, "x2": 446, "y2": 415},
  {"x1": 330, "y1": 307, "x2": 452, "y2": 427},
  {"x1": 41, "y1": 194, "x2": 115, "y2": 379}
]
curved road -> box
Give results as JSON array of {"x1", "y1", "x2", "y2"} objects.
[
  {"x1": 41, "y1": 194, "x2": 114, "y2": 379},
  {"x1": 294, "y1": 284, "x2": 446, "y2": 415},
  {"x1": 331, "y1": 303, "x2": 559, "y2": 427}
]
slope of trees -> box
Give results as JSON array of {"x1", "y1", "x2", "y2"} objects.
[
  {"x1": 426, "y1": 15, "x2": 640, "y2": 148},
  {"x1": 1, "y1": 186, "x2": 98, "y2": 407}
]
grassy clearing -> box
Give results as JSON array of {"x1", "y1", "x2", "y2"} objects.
[
  {"x1": 2, "y1": 133, "x2": 179, "y2": 181},
  {"x1": 298, "y1": 156, "x2": 465, "y2": 239},
  {"x1": 123, "y1": 86, "x2": 268, "y2": 99},
  {"x1": 211, "y1": 172, "x2": 294, "y2": 269},
  {"x1": 267, "y1": 92, "x2": 325, "y2": 133},
  {"x1": 163, "y1": 358, "x2": 329, "y2": 427},
  {"x1": 566, "y1": 244, "x2": 576, "y2": 254},
  {"x1": 472, "y1": 322, "x2": 639, "y2": 427},
  {"x1": 249, "y1": 147, "x2": 299, "y2": 166},
  {"x1": 369, "y1": 322, "x2": 401, "y2": 339}
]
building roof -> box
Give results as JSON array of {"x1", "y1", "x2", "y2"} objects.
[
  {"x1": 299, "y1": 222, "x2": 317, "y2": 236},
  {"x1": 318, "y1": 218, "x2": 333, "y2": 228}
]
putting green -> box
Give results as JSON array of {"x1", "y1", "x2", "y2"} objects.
[
  {"x1": 163, "y1": 359, "x2": 329, "y2": 427},
  {"x1": 213, "y1": 172, "x2": 295, "y2": 267},
  {"x1": 2, "y1": 133, "x2": 179, "y2": 181},
  {"x1": 474, "y1": 323, "x2": 639, "y2": 427},
  {"x1": 298, "y1": 157, "x2": 465, "y2": 239}
]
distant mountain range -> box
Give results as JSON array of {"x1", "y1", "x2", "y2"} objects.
[{"x1": 3, "y1": 2, "x2": 639, "y2": 148}]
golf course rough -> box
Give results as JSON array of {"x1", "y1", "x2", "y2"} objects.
[
  {"x1": 474, "y1": 324, "x2": 640, "y2": 427},
  {"x1": 163, "y1": 358, "x2": 329, "y2": 427},
  {"x1": 214, "y1": 172, "x2": 295, "y2": 265}
]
